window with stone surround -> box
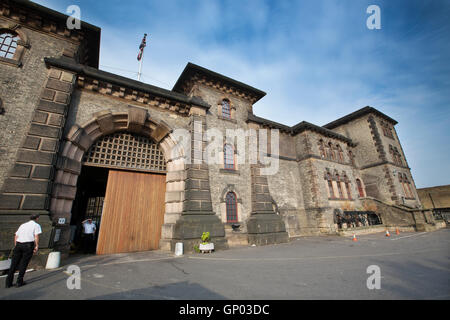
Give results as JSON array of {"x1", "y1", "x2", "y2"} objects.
[
  {"x1": 327, "y1": 142, "x2": 335, "y2": 160},
  {"x1": 356, "y1": 179, "x2": 365, "y2": 198},
  {"x1": 399, "y1": 173, "x2": 414, "y2": 199},
  {"x1": 389, "y1": 145, "x2": 403, "y2": 166},
  {"x1": 337, "y1": 145, "x2": 344, "y2": 163},
  {"x1": 226, "y1": 192, "x2": 238, "y2": 223},
  {"x1": 348, "y1": 150, "x2": 355, "y2": 166},
  {"x1": 318, "y1": 139, "x2": 326, "y2": 158},
  {"x1": 380, "y1": 121, "x2": 394, "y2": 139},
  {"x1": 0, "y1": 31, "x2": 19, "y2": 59},
  {"x1": 221, "y1": 99, "x2": 231, "y2": 119},
  {"x1": 0, "y1": 24, "x2": 30, "y2": 67},
  {"x1": 344, "y1": 179, "x2": 352, "y2": 200},
  {"x1": 325, "y1": 172, "x2": 335, "y2": 199},
  {"x1": 336, "y1": 174, "x2": 344, "y2": 199},
  {"x1": 223, "y1": 143, "x2": 235, "y2": 170}
]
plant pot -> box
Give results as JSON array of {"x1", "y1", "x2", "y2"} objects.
[
  {"x1": 0, "y1": 259, "x2": 11, "y2": 271},
  {"x1": 199, "y1": 243, "x2": 214, "y2": 253}
]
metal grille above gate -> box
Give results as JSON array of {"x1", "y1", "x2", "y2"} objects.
[{"x1": 83, "y1": 132, "x2": 166, "y2": 172}]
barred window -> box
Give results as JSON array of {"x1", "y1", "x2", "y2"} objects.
[
  {"x1": 221, "y1": 99, "x2": 231, "y2": 119},
  {"x1": 356, "y1": 179, "x2": 365, "y2": 198},
  {"x1": 83, "y1": 132, "x2": 166, "y2": 172},
  {"x1": 226, "y1": 192, "x2": 238, "y2": 223},
  {"x1": 224, "y1": 143, "x2": 234, "y2": 170},
  {"x1": 0, "y1": 31, "x2": 19, "y2": 59}
]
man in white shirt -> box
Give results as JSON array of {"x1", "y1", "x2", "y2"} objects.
[
  {"x1": 81, "y1": 218, "x2": 96, "y2": 253},
  {"x1": 5, "y1": 214, "x2": 42, "y2": 288}
]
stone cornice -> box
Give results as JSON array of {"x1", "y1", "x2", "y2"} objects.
[
  {"x1": 173, "y1": 63, "x2": 266, "y2": 104},
  {"x1": 246, "y1": 112, "x2": 357, "y2": 146},
  {"x1": 323, "y1": 106, "x2": 398, "y2": 129},
  {"x1": 45, "y1": 57, "x2": 211, "y2": 116},
  {"x1": 1, "y1": 0, "x2": 101, "y2": 67}
]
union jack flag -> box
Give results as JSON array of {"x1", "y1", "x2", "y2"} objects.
[{"x1": 137, "y1": 33, "x2": 147, "y2": 61}]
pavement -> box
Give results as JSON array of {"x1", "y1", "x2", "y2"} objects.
[{"x1": 0, "y1": 228, "x2": 449, "y2": 300}]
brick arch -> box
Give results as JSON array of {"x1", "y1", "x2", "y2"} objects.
[{"x1": 50, "y1": 106, "x2": 187, "y2": 250}]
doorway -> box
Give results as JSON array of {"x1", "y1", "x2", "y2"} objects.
[
  {"x1": 70, "y1": 131, "x2": 168, "y2": 255},
  {"x1": 70, "y1": 166, "x2": 109, "y2": 254}
]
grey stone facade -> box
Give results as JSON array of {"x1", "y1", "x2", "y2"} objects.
[{"x1": 0, "y1": 1, "x2": 440, "y2": 261}]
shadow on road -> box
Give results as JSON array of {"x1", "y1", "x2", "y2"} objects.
[{"x1": 90, "y1": 281, "x2": 227, "y2": 300}]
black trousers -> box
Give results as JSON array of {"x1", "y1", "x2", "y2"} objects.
[
  {"x1": 82, "y1": 233, "x2": 95, "y2": 253},
  {"x1": 5, "y1": 242, "x2": 34, "y2": 286}
]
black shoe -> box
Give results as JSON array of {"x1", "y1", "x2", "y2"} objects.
[
  {"x1": 5, "y1": 283, "x2": 13, "y2": 288},
  {"x1": 15, "y1": 281, "x2": 27, "y2": 287}
]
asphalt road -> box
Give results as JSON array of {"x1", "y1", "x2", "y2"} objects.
[{"x1": 1, "y1": 229, "x2": 449, "y2": 300}]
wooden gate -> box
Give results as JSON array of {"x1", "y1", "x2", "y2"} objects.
[{"x1": 96, "y1": 169, "x2": 166, "y2": 255}]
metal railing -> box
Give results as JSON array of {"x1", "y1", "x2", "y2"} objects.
[{"x1": 335, "y1": 211, "x2": 382, "y2": 229}]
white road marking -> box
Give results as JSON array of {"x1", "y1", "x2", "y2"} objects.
[
  {"x1": 187, "y1": 248, "x2": 445, "y2": 262},
  {"x1": 390, "y1": 232, "x2": 428, "y2": 241}
]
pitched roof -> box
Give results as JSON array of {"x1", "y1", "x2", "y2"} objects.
[
  {"x1": 45, "y1": 57, "x2": 211, "y2": 109},
  {"x1": 173, "y1": 63, "x2": 266, "y2": 103},
  {"x1": 323, "y1": 106, "x2": 398, "y2": 129},
  {"x1": 246, "y1": 113, "x2": 356, "y2": 146}
]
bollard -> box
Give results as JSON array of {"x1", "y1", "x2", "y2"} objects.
[
  {"x1": 175, "y1": 242, "x2": 183, "y2": 256},
  {"x1": 45, "y1": 251, "x2": 61, "y2": 269}
]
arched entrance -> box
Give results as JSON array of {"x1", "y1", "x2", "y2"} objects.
[
  {"x1": 50, "y1": 107, "x2": 187, "y2": 255},
  {"x1": 71, "y1": 132, "x2": 167, "y2": 255}
]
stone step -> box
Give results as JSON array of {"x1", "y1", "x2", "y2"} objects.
[{"x1": 226, "y1": 232, "x2": 248, "y2": 247}]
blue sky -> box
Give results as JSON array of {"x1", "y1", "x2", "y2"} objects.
[{"x1": 35, "y1": 0, "x2": 450, "y2": 188}]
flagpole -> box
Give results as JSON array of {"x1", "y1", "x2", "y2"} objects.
[
  {"x1": 137, "y1": 50, "x2": 143, "y2": 81},
  {"x1": 137, "y1": 33, "x2": 147, "y2": 81}
]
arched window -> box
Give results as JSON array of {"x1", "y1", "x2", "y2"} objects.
[
  {"x1": 356, "y1": 179, "x2": 365, "y2": 198},
  {"x1": 318, "y1": 139, "x2": 326, "y2": 158},
  {"x1": 399, "y1": 173, "x2": 408, "y2": 198},
  {"x1": 348, "y1": 150, "x2": 355, "y2": 166},
  {"x1": 326, "y1": 172, "x2": 335, "y2": 198},
  {"x1": 223, "y1": 143, "x2": 234, "y2": 170},
  {"x1": 345, "y1": 180, "x2": 352, "y2": 199},
  {"x1": 336, "y1": 174, "x2": 344, "y2": 198},
  {"x1": 337, "y1": 145, "x2": 344, "y2": 163},
  {"x1": 226, "y1": 192, "x2": 238, "y2": 222},
  {"x1": 221, "y1": 99, "x2": 231, "y2": 119},
  {"x1": 0, "y1": 31, "x2": 19, "y2": 59},
  {"x1": 328, "y1": 142, "x2": 335, "y2": 160}
]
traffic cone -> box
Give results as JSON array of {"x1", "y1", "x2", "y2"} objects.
[
  {"x1": 352, "y1": 234, "x2": 357, "y2": 242},
  {"x1": 386, "y1": 230, "x2": 390, "y2": 237},
  {"x1": 395, "y1": 227, "x2": 400, "y2": 235}
]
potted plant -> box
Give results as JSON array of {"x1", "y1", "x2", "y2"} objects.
[{"x1": 198, "y1": 232, "x2": 214, "y2": 253}]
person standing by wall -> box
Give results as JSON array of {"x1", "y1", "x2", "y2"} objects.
[
  {"x1": 5, "y1": 214, "x2": 42, "y2": 288},
  {"x1": 81, "y1": 218, "x2": 96, "y2": 254}
]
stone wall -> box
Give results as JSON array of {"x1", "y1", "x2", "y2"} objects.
[
  {"x1": 417, "y1": 185, "x2": 450, "y2": 209},
  {"x1": 0, "y1": 17, "x2": 78, "y2": 190}
]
